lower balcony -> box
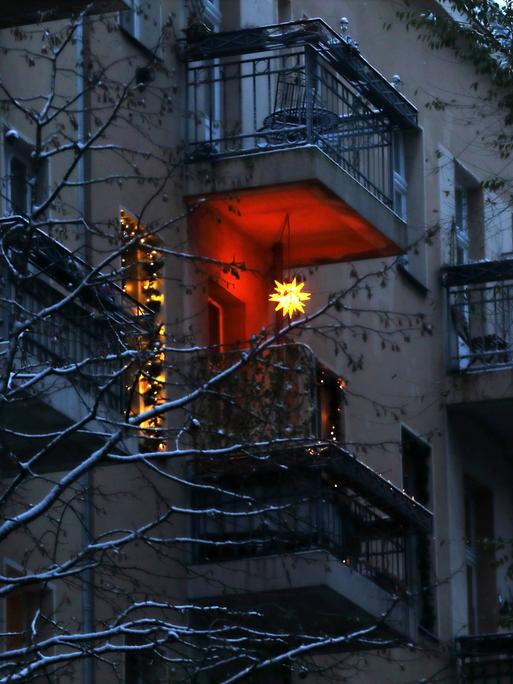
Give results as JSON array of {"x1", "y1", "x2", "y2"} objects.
[
  {"x1": 190, "y1": 343, "x2": 345, "y2": 446},
  {"x1": 187, "y1": 443, "x2": 433, "y2": 645},
  {"x1": 444, "y1": 260, "x2": 513, "y2": 413},
  {"x1": 457, "y1": 633, "x2": 513, "y2": 683}
]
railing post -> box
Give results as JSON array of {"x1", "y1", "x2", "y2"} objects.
[
  {"x1": 444, "y1": 277, "x2": 460, "y2": 373},
  {"x1": 304, "y1": 46, "x2": 315, "y2": 144}
]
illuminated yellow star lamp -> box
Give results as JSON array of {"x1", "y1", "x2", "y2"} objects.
[{"x1": 269, "y1": 278, "x2": 311, "y2": 318}]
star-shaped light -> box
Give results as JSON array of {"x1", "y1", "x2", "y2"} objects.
[{"x1": 269, "y1": 278, "x2": 311, "y2": 318}]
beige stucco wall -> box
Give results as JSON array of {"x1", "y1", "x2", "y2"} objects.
[{"x1": 3, "y1": 1, "x2": 513, "y2": 682}]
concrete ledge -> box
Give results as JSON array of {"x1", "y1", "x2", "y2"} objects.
[
  {"x1": 188, "y1": 549, "x2": 416, "y2": 641},
  {"x1": 185, "y1": 147, "x2": 408, "y2": 256},
  {"x1": 446, "y1": 367, "x2": 513, "y2": 406}
]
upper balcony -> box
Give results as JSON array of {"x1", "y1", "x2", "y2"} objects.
[
  {"x1": 187, "y1": 443, "x2": 433, "y2": 647},
  {"x1": 182, "y1": 19, "x2": 417, "y2": 266},
  {"x1": 444, "y1": 259, "x2": 513, "y2": 412}
]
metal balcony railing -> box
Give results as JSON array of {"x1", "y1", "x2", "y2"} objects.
[
  {"x1": 188, "y1": 343, "x2": 344, "y2": 446},
  {"x1": 184, "y1": 19, "x2": 418, "y2": 210},
  {"x1": 191, "y1": 443, "x2": 433, "y2": 600},
  {"x1": 8, "y1": 280, "x2": 127, "y2": 412},
  {"x1": 444, "y1": 259, "x2": 513, "y2": 372},
  {"x1": 457, "y1": 633, "x2": 513, "y2": 683},
  {"x1": 0, "y1": 219, "x2": 150, "y2": 413}
]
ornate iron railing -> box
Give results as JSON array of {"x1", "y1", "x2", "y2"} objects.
[
  {"x1": 444, "y1": 260, "x2": 513, "y2": 372},
  {"x1": 185, "y1": 20, "x2": 417, "y2": 209},
  {"x1": 8, "y1": 279, "x2": 128, "y2": 412},
  {"x1": 0, "y1": 218, "x2": 150, "y2": 413},
  {"x1": 191, "y1": 443, "x2": 433, "y2": 599},
  {"x1": 457, "y1": 633, "x2": 513, "y2": 683},
  {"x1": 181, "y1": 19, "x2": 418, "y2": 129},
  {"x1": 188, "y1": 343, "x2": 346, "y2": 446}
]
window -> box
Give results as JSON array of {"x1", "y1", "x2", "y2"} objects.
[
  {"x1": 402, "y1": 428, "x2": 434, "y2": 633},
  {"x1": 203, "y1": 0, "x2": 221, "y2": 26},
  {"x1": 119, "y1": 0, "x2": 143, "y2": 41},
  {"x1": 125, "y1": 644, "x2": 168, "y2": 684},
  {"x1": 4, "y1": 571, "x2": 53, "y2": 651},
  {"x1": 186, "y1": 1, "x2": 222, "y2": 154},
  {"x1": 5, "y1": 133, "x2": 46, "y2": 217},
  {"x1": 9, "y1": 156, "x2": 29, "y2": 214},
  {"x1": 317, "y1": 365, "x2": 345, "y2": 443},
  {"x1": 463, "y1": 479, "x2": 496, "y2": 634},
  {"x1": 392, "y1": 131, "x2": 407, "y2": 220},
  {"x1": 186, "y1": 0, "x2": 221, "y2": 25},
  {"x1": 402, "y1": 427, "x2": 430, "y2": 506},
  {"x1": 208, "y1": 297, "x2": 223, "y2": 348},
  {"x1": 119, "y1": 1, "x2": 161, "y2": 51},
  {"x1": 207, "y1": 282, "x2": 245, "y2": 349},
  {"x1": 451, "y1": 164, "x2": 484, "y2": 265},
  {"x1": 455, "y1": 186, "x2": 470, "y2": 265}
]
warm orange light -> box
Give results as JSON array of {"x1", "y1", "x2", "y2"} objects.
[{"x1": 269, "y1": 278, "x2": 311, "y2": 318}]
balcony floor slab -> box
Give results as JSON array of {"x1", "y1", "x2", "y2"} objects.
[
  {"x1": 185, "y1": 147, "x2": 407, "y2": 267},
  {"x1": 188, "y1": 549, "x2": 416, "y2": 642}
]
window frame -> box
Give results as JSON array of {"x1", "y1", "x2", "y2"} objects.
[
  {"x1": 3, "y1": 560, "x2": 55, "y2": 653},
  {"x1": 119, "y1": 0, "x2": 142, "y2": 42},
  {"x1": 454, "y1": 185, "x2": 470, "y2": 265},
  {"x1": 4, "y1": 131, "x2": 47, "y2": 218},
  {"x1": 392, "y1": 130, "x2": 408, "y2": 221}
]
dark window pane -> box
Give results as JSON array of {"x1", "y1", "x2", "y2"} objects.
[
  {"x1": 208, "y1": 299, "x2": 222, "y2": 347},
  {"x1": 10, "y1": 157, "x2": 28, "y2": 213}
]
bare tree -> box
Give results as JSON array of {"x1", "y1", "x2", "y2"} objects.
[{"x1": 0, "y1": 6, "x2": 434, "y2": 683}]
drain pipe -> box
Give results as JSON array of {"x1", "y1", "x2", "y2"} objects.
[{"x1": 76, "y1": 14, "x2": 95, "y2": 684}]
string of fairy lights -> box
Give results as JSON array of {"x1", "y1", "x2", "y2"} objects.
[{"x1": 120, "y1": 209, "x2": 166, "y2": 452}]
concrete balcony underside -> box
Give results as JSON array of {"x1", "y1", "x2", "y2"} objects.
[
  {"x1": 188, "y1": 549, "x2": 416, "y2": 643},
  {"x1": 185, "y1": 147, "x2": 407, "y2": 267},
  {"x1": 446, "y1": 370, "x2": 513, "y2": 443},
  {"x1": 0, "y1": 393, "x2": 111, "y2": 475}
]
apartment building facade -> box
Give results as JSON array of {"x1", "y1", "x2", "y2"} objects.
[{"x1": 1, "y1": 1, "x2": 513, "y2": 682}]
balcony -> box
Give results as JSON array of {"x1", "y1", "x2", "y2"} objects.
[
  {"x1": 183, "y1": 19, "x2": 415, "y2": 266},
  {"x1": 189, "y1": 343, "x2": 344, "y2": 446},
  {"x1": 0, "y1": 218, "x2": 148, "y2": 458},
  {"x1": 445, "y1": 260, "x2": 513, "y2": 374},
  {"x1": 187, "y1": 443, "x2": 433, "y2": 644},
  {"x1": 457, "y1": 633, "x2": 513, "y2": 683},
  {"x1": 444, "y1": 260, "x2": 513, "y2": 421}
]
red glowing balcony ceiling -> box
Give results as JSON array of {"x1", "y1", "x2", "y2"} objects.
[{"x1": 189, "y1": 180, "x2": 402, "y2": 268}]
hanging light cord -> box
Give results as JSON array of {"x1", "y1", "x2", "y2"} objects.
[{"x1": 276, "y1": 213, "x2": 291, "y2": 281}]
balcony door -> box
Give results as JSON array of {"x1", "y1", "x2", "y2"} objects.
[
  {"x1": 207, "y1": 282, "x2": 245, "y2": 350},
  {"x1": 402, "y1": 427, "x2": 435, "y2": 633},
  {"x1": 317, "y1": 365, "x2": 345, "y2": 442},
  {"x1": 464, "y1": 478, "x2": 496, "y2": 634}
]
